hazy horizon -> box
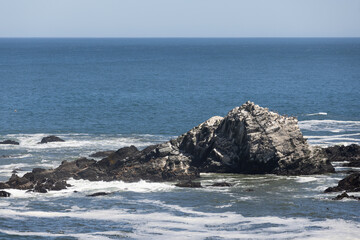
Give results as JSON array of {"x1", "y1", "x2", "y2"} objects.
[{"x1": 1, "y1": 0, "x2": 359, "y2": 38}]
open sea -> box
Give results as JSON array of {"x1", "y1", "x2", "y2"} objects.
[{"x1": 0, "y1": 38, "x2": 359, "y2": 239}]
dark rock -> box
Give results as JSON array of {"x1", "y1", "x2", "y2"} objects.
[
  {"x1": 89, "y1": 151, "x2": 115, "y2": 158},
  {"x1": 0, "y1": 140, "x2": 19, "y2": 145},
  {"x1": 38, "y1": 135, "x2": 65, "y2": 144},
  {"x1": 0, "y1": 182, "x2": 10, "y2": 189},
  {"x1": 332, "y1": 192, "x2": 360, "y2": 201},
  {"x1": 0, "y1": 190, "x2": 11, "y2": 197},
  {"x1": 86, "y1": 192, "x2": 111, "y2": 197},
  {"x1": 211, "y1": 182, "x2": 232, "y2": 187},
  {"x1": 175, "y1": 181, "x2": 202, "y2": 188},
  {"x1": 322, "y1": 144, "x2": 360, "y2": 168},
  {"x1": 1, "y1": 155, "x2": 10, "y2": 158},
  {"x1": 324, "y1": 173, "x2": 360, "y2": 193},
  {"x1": 322, "y1": 144, "x2": 360, "y2": 162},
  {"x1": 245, "y1": 188, "x2": 254, "y2": 192}
]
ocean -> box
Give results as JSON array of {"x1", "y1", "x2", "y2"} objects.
[{"x1": 0, "y1": 38, "x2": 359, "y2": 239}]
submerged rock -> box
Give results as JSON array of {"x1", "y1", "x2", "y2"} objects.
[
  {"x1": 38, "y1": 135, "x2": 65, "y2": 144},
  {"x1": 175, "y1": 181, "x2": 202, "y2": 188},
  {"x1": 0, "y1": 140, "x2": 19, "y2": 145},
  {"x1": 86, "y1": 192, "x2": 111, "y2": 197},
  {"x1": 0, "y1": 101, "x2": 336, "y2": 192},
  {"x1": 210, "y1": 182, "x2": 232, "y2": 187},
  {"x1": 324, "y1": 173, "x2": 360, "y2": 193}
]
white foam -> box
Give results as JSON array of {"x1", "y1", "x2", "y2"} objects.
[
  {"x1": 4, "y1": 179, "x2": 176, "y2": 199},
  {"x1": 0, "y1": 203, "x2": 358, "y2": 240},
  {"x1": 299, "y1": 120, "x2": 360, "y2": 133},
  {"x1": 295, "y1": 176, "x2": 318, "y2": 183},
  {"x1": 306, "y1": 112, "x2": 328, "y2": 116}
]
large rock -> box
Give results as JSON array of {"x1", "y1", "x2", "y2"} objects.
[
  {"x1": 0, "y1": 101, "x2": 335, "y2": 192},
  {"x1": 0, "y1": 140, "x2": 19, "y2": 145},
  {"x1": 38, "y1": 135, "x2": 65, "y2": 144},
  {"x1": 175, "y1": 101, "x2": 334, "y2": 175}
]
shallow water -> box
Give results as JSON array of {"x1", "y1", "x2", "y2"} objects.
[{"x1": 0, "y1": 38, "x2": 360, "y2": 239}]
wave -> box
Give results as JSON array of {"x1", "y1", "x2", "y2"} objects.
[
  {"x1": 0, "y1": 202, "x2": 359, "y2": 239},
  {"x1": 298, "y1": 120, "x2": 360, "y2": 133},
  {"x1": 4, "y1": 179, "x2": 175, "y2": 198},
  {"x1": 305, "y1": 112, "x2": 328, "y2": 116}
]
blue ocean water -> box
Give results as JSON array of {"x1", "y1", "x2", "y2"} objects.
[
  {"x1": 0, "y1": 38, "x2": 359, "y2": 136},
  {"x1": 0, "y1": 38, "x2": 360, "y2": 239}
]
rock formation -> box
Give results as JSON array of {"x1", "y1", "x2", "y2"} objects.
[
  {"x1": 324, "y1": 173, "x2": 360, "y2": 193},
  {"x1": 38, "y1": 135, "x2": 65, "y2": 144},
  {"x1": 0, "y1": 140, "x2": 19, "y2": 145},
  {"x1": 0, "y1": 101, "x2": 335, "y2": 193},
  {"x1": 175, "y1": 101, "x2": 334, "y2": 175}
]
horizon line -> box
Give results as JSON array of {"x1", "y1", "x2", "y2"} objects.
[{"x1": 1, "y1": 36, "x2": 360, "y2": 39}]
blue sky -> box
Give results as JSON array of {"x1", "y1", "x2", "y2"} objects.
[{"x1": 1, "y1": 0, "x2": 359, "y2": 37}]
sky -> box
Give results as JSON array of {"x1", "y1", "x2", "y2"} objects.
[{"x1": 0, "y1": 0, "x2": 359, "y2": 37}]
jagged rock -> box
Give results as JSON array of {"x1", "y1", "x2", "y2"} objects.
[
  {"x1": 0, "y1": 140, "x2": 19, "y2": 145},
  {"x1": 332, "y1": 192, "x2": 360, "y2": 201},
  {"x1": 175, "y1": 181, "x2": 202, "y2": 188},
  {"x1": 38, "y1": 135, "x2": 65, "y2": 144},
  {"x1": 89, "y1": 151, "x2": 115, "y2": 158},
  {"x1": 86, "y1": 192, "x2": 111, "y2": 197},
  {"x1": 324, "y1": 173, "x2": 360, "y2": 193},
  {"x1": 175, "y1": 101, "x2": 334, "y2": 175},
  {"x1": 210, "y1": 182, "x2": 232, "y2": 187},
  {"x1": 0, "y1": 190, "x2": 11, "y2": 197}
]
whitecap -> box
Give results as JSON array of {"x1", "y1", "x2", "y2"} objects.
[
  {"x1": 299, "y1": 120, "x2": 360, "y2": 133},
  {"x1": 0, "y1": 205, "x2": 359, "y2": 240},
  {"x1": 305, "y1": 112, "x2": 328, "y2": 116}
]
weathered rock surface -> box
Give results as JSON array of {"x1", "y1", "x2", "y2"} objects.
[
  {"x1": 322, "y1": 144, "x2": 360, "y2": 167},
  {"x1": 38, "y1": 135, "x2": 65, "y2": 144},
  {"x1": 0, "y1": 101, "x2": 336, "y2": 193},
  {"x1": 324, "y1": 173, "x2": 360, "y2": 193},
  {"x1": 89, "y1": 151, "x2": 115, "y2": 158},
  {"x1": 175, "y1": 101, "x2": 334, "y2": 175},
  {"x1": 0, "y1": 140, "x2": 19, "y2": 145}
]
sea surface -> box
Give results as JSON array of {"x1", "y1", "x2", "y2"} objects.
[{"x1": 0, "y1": 38, "x2": 359, "y2": 239}]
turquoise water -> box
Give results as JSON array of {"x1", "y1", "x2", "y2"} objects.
[{"x1": 0, "y1": 38, "x2": 359, "y2": 239}]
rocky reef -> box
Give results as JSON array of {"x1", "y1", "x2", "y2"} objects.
[
  {"x1": 0, "y1": 101, "x2": 335, "y2": 193},
  {"x1": 322, "y1": 144, "x2": 360, "y2": 167}
]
